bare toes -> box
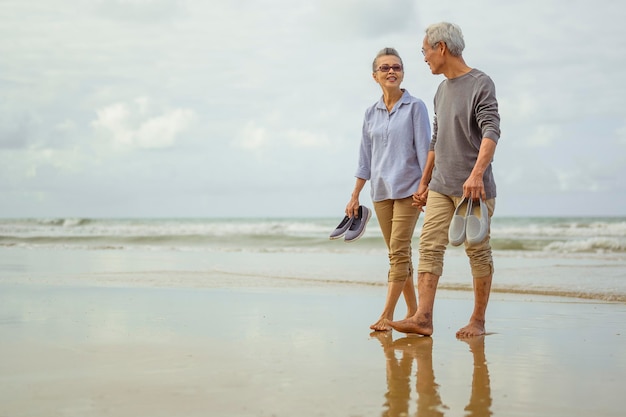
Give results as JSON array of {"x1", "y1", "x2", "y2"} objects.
[
  {"x1": 456, "y1": 324, "x2": 486, "y2": 338},
  {"x1": 370, "y1": 318, "x2": 391, "y2": 331}
]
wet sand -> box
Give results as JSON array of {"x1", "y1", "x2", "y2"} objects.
[{"x1": 1, "y1": 281, "x2": 625, "y2": 417}]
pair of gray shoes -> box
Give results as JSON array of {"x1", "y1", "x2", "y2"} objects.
[
  {"x1": 329, "y1": 205, "x2": 371, "y2": 242},
  {"x1": 448, "y1": 198, "x2": 489, "y2": 246}
]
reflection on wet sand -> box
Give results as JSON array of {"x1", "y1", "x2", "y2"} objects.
[
  {"x1": 463, "y1": 336, "x2": 492, "y2": 417},
  {"x1": 371, "y1": 333, "x2": 491, "y2": 417}
]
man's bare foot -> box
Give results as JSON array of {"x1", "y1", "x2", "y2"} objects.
[
  {"x1": 389, "y1": 313, "x2": 433, "y2": 336},
  {"x1": 370, "y1": 317, "x2": 392, "y2": 331},
  {"x1": 456, "y1": 319, "x2": 486, "y2": 338}
]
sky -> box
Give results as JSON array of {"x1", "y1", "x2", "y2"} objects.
[{"x1": 1, "y1": 0, "x2": 625, "y2": 218}]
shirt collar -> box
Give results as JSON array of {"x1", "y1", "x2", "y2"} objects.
[{"x1": 375, "y1": 89, "x2": 410, "y2": 111}]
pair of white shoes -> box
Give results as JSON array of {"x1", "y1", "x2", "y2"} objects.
[
  {"x1": 329, "y1": 205, "x2": 371, "y2": 242},
  {"x1": 448, "y1": 198, "x2": 489, "y2": 246}
]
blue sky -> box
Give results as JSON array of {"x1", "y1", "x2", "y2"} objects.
[{"x1": 1, "y1": 0, "x2": 625, "y2": 218}]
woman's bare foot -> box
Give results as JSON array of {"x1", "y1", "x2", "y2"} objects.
[
  {"x1": 456, "y1": 318, "x2": 486, "y2": 338},
  {"x1": 370, "y1": 317, "x2": 392, "y2": 331},
  {"x1": 389, "y1": 313, "x2": 433, "y2": 336}
]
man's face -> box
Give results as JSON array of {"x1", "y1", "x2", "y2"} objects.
[{"x1": 421, "y1": 36, "x2": 441, "y2": 75}]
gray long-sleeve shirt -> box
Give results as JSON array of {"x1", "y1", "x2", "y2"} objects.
[
  {"x1": 355, "y1": 89, "x2": 431, "y2": 202},
  {"x1": 429, "y1": 68, "x2": 501, "y2": 199}
]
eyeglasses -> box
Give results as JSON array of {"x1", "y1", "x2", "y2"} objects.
[
  {"x1": 376, "y1": 64, "x2": 403, "y2": 73},
  {"x1": 421, "y1": 42, "x2": 441, "y2": 56}
]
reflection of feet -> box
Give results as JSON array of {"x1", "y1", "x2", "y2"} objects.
[
  {"x1": 459, "y1": 334, "x2": 486, "y2": 351},
  {"x1": 369, "y1": 330, "x2": 393, "y2": 349},
  {"x1": 456, "y1": 319, "x2": 486, "y2": 338},
  {"x1": 459, "y1": 334, "x2": 491, "y2": 416},
  {"x1": 389, "y1": 314, "x2": 433, "y2": 336},
  {"x1": 370, "y1": 317, "x2": 392, "y2": 331},
  {"x1": 392, "y1": 334, "x2": 433, "y2": 355}
]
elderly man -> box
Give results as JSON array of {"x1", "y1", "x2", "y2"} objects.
[{"x1": 390, "y1": 22, "x2": 501, "y2": 338}]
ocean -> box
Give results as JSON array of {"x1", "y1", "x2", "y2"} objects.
[{"x1": 1, "y1": 216, "x2": 625, "y2": 302}]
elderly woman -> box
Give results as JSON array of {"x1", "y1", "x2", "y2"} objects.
[{"x1": 346, "y1": 47, "x2": 431, "y2": 331}]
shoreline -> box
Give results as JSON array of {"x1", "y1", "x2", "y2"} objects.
[{"x1": 1, "y1": 246, "x2": 625, "y2": 303}]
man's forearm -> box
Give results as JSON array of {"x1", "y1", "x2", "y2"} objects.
[{"x1": 470, "y1": 138, "x2": 497, "y2": 178}]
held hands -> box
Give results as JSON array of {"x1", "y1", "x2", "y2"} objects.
[{"x1": 412, "y1": 184, "x2": 429, "y2": 211}]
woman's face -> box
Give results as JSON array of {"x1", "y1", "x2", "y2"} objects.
[{"x1": 372, "y1": 55, "x2": 404, "y2": 89}]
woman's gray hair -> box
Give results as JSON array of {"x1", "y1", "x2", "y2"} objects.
[
  {"x1": 425, "y1": 22, "x2": 465, "y2": 57},
  {"x1": 372, "y1": 47, "x2": 403, "y2": 72}
]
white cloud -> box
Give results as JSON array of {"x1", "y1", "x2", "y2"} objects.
[
  {"x1": 235, "y1": 122, "x2": 332, "y2": 152},
  {"x1": 286, "y1": 129, "x2": 331, "y2": 149},
  {"x1": 235, "y1": 122, "x2": 269, "y2": 151},
  {"x1": 526, "y1": 124, "x2": 563, "y2": 148},
  {"x1": 92, "y1": 98, "x2": 195, "y2": 150},
  {"x1": 54, "y1": 119, "x2": 78, "y2": 133}
]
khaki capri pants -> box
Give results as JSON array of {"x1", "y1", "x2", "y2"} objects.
[
  {"x1": 373, "y1": 197, "x2": 421, "y2": 282},
  {"x1": 417, "y1": 191, "x2": 495, "y2": 278}
]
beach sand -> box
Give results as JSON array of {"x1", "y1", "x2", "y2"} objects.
[{"x1": 1, "y1": 276, "x2": 625, "y2": 417}]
